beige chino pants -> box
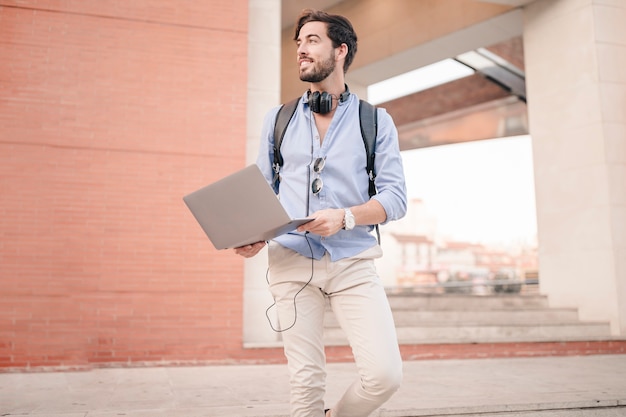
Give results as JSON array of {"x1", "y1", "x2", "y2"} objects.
[{"x1": 267, "y1": 241, "x2": 403, "y2": 417}]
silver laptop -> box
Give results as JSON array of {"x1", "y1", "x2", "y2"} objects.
[{"x1": 183, "y1": 164, "x2": 312, "y2": 250}]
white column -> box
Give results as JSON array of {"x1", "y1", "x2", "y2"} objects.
[
  {"x1": 523, "y1": 0, "x2": 626, "y2": 335},
  {"x1": 243, "y1": 0, "x2": 282, "y2": 345}
]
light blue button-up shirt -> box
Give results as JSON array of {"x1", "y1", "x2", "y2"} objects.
[{"x1": 256, "y1": 91, "x2": 407, "y2": 261}]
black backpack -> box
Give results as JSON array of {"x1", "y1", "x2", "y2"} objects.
[{"x1": 271, "y1": 97, "x2": 381, "y2": 243}]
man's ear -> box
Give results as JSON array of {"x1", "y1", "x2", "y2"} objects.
[{"x1": 335, "y1": 43, "x2": 348, "y2": 62}]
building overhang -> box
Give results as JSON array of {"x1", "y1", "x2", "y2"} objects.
[{"x1": 281, "y1": 0, "x2": 532, "y2": 150}]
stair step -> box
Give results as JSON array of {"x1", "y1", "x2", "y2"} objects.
[
  {"x1": 458, "y1": 407, "x2": 626, "y2": 417},
  {"x1": 323, "y1": 321, "x2": 613, "y2": 345},
  {"x1": 321, "y1": 294, "x2": 614, "y2": 345},
  {"x1": 387, "y1": 293, "x2": 550, "y2": 310},
  {"x1": 324, "y1": 308, "x2": 582, "y2": 327}
]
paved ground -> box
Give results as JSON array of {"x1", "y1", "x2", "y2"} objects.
[{"x1": 1, "y1": 354, "x2": 625, "y2": 416}]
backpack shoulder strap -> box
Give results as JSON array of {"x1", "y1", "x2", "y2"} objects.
[
  {"x1": 358, "y1": 100, "x2": 381, "y2": 244},
  {"x1": 358, "y1": 100, "x2": 378, "y2": 198},
  {"x1": 272, "y1": 98, "x2": 299, "y2": 190}
]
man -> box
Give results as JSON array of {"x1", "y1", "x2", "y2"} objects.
[{"x1": 235, "y1": 9, "x2": 407, "y2": 417}]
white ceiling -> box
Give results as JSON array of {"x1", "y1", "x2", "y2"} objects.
[
  {"x1": 281, "y1": 0, "x2": 536, "y2": 29},
  {"x1": 281, "y1": 0, "x2": 345, "y2": 29},
  {"x1": 279, "y1": 1, "x2": 526, "y2": 87},
  {"x1": 348, "y1": 8, "x2": 523, "y2": 86},
  {"x1": 476, "y1": 0, "x2": 535, "y2": 6}
]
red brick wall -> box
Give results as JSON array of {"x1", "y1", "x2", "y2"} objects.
[{"x1": 0, "y1": 0, "x2": 253, "y2": 369}]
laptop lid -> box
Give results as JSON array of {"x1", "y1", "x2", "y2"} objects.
[{"x1": 183, "y1": 164, "x2": 312, "y2": 250}]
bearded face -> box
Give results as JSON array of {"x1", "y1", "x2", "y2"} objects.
[{"x1": 299, "y1": 49, "x2": 336, "y2": 83}]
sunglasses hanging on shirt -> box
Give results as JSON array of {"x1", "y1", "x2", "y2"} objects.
[{"x1": 311, "y1": 157, "x2": 325, "y2": 195}]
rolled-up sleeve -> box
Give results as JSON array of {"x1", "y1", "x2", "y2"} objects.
[{"x1": 371, "y1": 108, "x2": 407, "y2": 224}]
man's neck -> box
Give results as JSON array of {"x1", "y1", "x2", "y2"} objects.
[{"x1": 310, "y1": 73, "x2": 346, "y2": 97}]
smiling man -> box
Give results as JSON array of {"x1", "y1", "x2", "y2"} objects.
[{"x1": 235, "y1": 9, "x2": 407, "y2": 417}]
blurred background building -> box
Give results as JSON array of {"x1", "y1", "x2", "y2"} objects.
[{"x1": 1, "y1": 0, "x2": 624, "y2": 370}]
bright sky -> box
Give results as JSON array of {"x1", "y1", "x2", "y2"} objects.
[
  {"x1": 368, "y1": 60, "x2": 538, "y2": 246},
  {"x1": 400, "y1": 136, "x2": 537, "y2": 245},
  {"x1": 368, "y1": 59, "x2": 474, "y2": 105}
]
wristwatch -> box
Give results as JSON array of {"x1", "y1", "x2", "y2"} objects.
[{"x1": 343, "y1": 208, "x2": 355, "y2": 230}]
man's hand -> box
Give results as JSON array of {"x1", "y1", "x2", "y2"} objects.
[
  {"x1": 297, "y1": 208, "x2": 344, "y2": 237},
  {"x1": 234, "y1": 241, "x2": 266, "y2": 258}
]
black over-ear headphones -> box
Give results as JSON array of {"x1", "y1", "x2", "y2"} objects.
[{"x1": 307, "y1": 85, "x2": 350, "y2": 114}]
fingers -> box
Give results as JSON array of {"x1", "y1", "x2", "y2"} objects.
[
  {"x1": 297, "y1": 209, "x2": 344, "y2": 236},
  {"x1": 234, "y1": 241, "x2": 266, "y2": 258}
]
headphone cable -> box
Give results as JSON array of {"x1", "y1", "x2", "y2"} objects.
[{"x1": 265, "y1": 233, "x2": 315, "y2": 332}]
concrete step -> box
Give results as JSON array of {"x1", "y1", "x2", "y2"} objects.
[
  {"x1": 323, "y1": 321, "x2": 613, "y2": 345},
  {"x1": 323, "y1": 293, "x2": 614, "y2": 345},
  {"x1": 324, "y1": 307, "x2": 582, "y2": 327},
  {"x1": 447, "y1": 407, "x2": 626, "y2": 417},
  {"x1": 386, "y1": 293, "x2": 550, "y2": 310},
  {"x1": 394, "y1": 404, "x2": 626, "y2": 417}
]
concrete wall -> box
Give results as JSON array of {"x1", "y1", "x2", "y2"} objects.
[
  {"x1": 243, "y1": 0, "x2": 281, "y2": 346},
  {"x1": 524, "y1": 0, "x2": 626, "y2": 334}
]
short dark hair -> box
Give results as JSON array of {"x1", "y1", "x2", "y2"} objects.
[{"x1": 294, "y1": 9, "x2": 358, "y2": 73}]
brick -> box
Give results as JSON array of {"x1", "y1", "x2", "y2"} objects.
[{"x1": 0, "y1": 0, "x2": 250, "y2": 369}]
